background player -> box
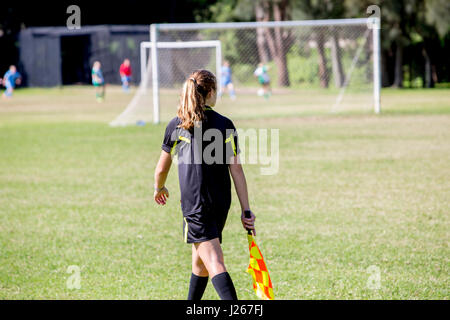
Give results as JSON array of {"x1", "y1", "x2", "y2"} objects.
[
  {"x1": 254, "y1": 63, "x2": 271, "y2": 99},
  {"x1": 219, "y1": 60, "x2": 236, "y2": 100},
  {"x1": 2, "y1": 65, "x2": 22, "y2": 99},
  {"x1": 91, "y1": 61, "x2": 105, "y2": 102},
  {"x1": 119, "y1": 58, "x2": 132, "y2": 92}
]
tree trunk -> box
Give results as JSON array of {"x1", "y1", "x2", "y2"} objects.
[
  {"x1": 257, "y1": 0, "x2": 290, "y2": 87},
  {"x1": 409, "y1": 60, "x2": 413, "y2": 88},
  {"x1": 273, "y1": 54, "x2": 289, "y2": 86},
  {"x1": 431, "y1": 64, "x2": 438, "y2": 84},
  {"x1": 381, "y1": 50, "x2": 390, "y2": 87},
  {"x1": 264, "y1": 28, "x2": 277, "y2": 63},
  {"x1": 422, "y1": 47, "x2": 433, "y2": 88},
  {"x1": 316, "y1": 30, "x2": 329, "y2": 88},
  {"x1": 272, "y1": 0, "x2": 290, "y2": 86},
  {"x1": 392, "y1": 42, "x2": 403, "y2": 88},
  {"x1": 255, "y1": 1, "x2": 269, "y2": 63},
  {"x1": 330, "y1": 33, "x2": 344, "y2": 88}
]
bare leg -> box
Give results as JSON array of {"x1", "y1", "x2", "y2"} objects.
[
  {"x1": 188, "y1": 244, "x2": 209, "y2": 300},
  {"x1": 194, "y1": 238, "x2": 237, "y2": 300},
  {"x1": 192, "y1": 244, "x2": 209, "y2": 277},
  {"x1": 194, "y1": 238, "x2": 226, "y2": 278}
]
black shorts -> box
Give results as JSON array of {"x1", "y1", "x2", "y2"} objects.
[{"x1": 182, "y1": 209, "x2": 229, "y2": 244}]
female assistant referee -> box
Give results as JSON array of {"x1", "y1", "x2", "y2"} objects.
[{"x1": 153, "y1": 69, "x2": 256, "y2": 300}]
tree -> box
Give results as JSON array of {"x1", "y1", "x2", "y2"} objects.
[
  {"x1": 378, "y1": 0, "x2": 449, "y2": 88},
  {"x1": 200, "y1": 0, "x2": 450, "y2": 89},
  {"x1": 417, "y1": 0, "x2": 450, "y2": 87},
  {"x1": 425, "y1": 0, "x2": 450, "y2": 38},
  {"x1": 382, "y1": 0, "x2": 411, "y2": 88},
  {"x1": 255, "y1": 0, "x2": 291, "y2": 87},
  {"x1": 330, "y1": 31, "x2": 345, "y2": 88},
  {"x1": 345, "y1": 0, "x2": 416, "y2": 88},
  {"x1": 293, "y1": 0, "x2": 346, "y2": 88},
  {"x1": 204, "y1": 0, "x2": 293, "y2": 87}
]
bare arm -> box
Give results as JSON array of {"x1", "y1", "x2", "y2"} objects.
[
  {"x1": 229, "y1": 155, "x2": 256, "y2": 235},
  {"x1": 154, "y1": 150, "x2": 172, "y2": 205}
]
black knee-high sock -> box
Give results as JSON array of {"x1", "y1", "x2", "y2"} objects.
[
  {"x1": 187, "y1": 273, "x2": 209, "y2": 300},
  {"x1": 211, "y1": 272, "x2": 238, "y2": 300}
]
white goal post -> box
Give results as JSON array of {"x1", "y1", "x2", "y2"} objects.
[{"x1": 109, "y1": 40, "x2": 222, "y2": 126}]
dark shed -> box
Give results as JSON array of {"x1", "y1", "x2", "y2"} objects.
[{"x1": 19, "y1": 25, "x2": 149, "y2": 87}]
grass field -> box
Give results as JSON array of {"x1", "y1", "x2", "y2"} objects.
[{"x1": 0, "y1": 86, "x2": 449, "y2": 299}]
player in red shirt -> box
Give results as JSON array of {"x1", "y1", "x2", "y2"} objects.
[{"x1": 119, "y1": 59, "x2": 132, "y2": 92}]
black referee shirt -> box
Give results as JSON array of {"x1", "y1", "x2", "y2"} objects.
[{"x1": 162, "y1": 106, "x2": 240, "y2": 216}]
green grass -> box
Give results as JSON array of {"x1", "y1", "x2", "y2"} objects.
[{"x1": 0, "y1": 86, "x2": 449, "y2": 299}]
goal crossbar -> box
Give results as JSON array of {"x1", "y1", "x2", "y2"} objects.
[
  {"x1": 141, "y1": 40, "x2": 223, "y2": 48},
  {"x1": 152, "y1": 18, "x2": 370, "y2": 31}
]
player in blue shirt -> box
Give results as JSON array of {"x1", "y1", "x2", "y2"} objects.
[
  {"x1": 219, "y1": 61, "x2": 236, "y2": 100},
  {"x1": 91, "y1": 61, "x2": 105, "y2": 102},
  {"x1": 2, "y1": 65, "x2": 22, "y2": 99}
]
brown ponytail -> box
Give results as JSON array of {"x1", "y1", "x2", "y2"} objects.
[{"x1": 177, "y1": 69, "x2": 216, "y2": 130}]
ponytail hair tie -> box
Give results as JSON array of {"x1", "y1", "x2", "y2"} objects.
[{"x1": 189, "y1": 76, "x2": 206, "y2": 95}]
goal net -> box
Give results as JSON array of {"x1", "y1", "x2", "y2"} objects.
[
  {"x1": 109, "y1": 40, "x2": 221, "y2": 126},
  {"x1": 111, "y1": 18, "x2": 380, "y2": 126}
]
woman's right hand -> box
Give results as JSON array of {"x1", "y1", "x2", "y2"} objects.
[
  {"x1": 154, "y1": 187, "x2": 169, "y2": 205},
  {"x1": 241, "y1": 210, "x2": 256, "y2": 236}
]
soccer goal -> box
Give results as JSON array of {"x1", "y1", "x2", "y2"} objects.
[
  {"x1": 111, "y1": 18, "x2": 380, "y2": 126},
  {"x1": 109, "y1": 40, "x2": 222, "y2": 126}
]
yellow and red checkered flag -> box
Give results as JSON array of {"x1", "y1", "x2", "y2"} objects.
[{"x1": 244, "y1": 211, "x2": 274, "y2": 300}]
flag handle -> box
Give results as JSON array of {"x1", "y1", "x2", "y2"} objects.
[{"x1": 244, "y1": 210, "x2": 252, "y2": 235}]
